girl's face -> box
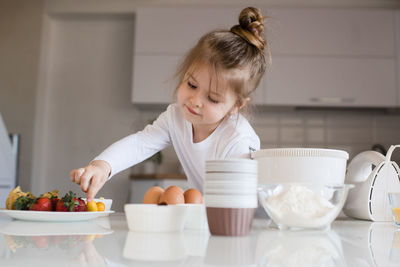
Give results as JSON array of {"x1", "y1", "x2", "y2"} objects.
[{"x1": 177, "y1": 63, "x2": 239, "y2": 130}]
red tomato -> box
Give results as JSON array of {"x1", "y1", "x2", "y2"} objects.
[{"x1": 30, "y1": 197, "x2": 52, "y2": 211}]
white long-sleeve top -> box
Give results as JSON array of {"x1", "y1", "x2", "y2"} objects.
[{"x1": 94, "y1": 103, "x2": 260, "y2": 191}]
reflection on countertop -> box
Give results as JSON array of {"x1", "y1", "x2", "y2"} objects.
[{"x1": 0, "y1": 213, "x2": 399, "y2": 266}]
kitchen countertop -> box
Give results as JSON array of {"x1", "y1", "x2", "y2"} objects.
[{"x1": 0, "y1": 212, "x2": 399, "y2": 267}]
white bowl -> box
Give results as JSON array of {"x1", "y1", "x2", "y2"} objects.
[
  {"x1": 252, "y1": 148, "x2": 349, "y2": 185},
  {"x1": 258, "y1": 183, "x2": 354, "y2": 230},
  {"x1": 204, "y1": 181, "x2": 258, "y2": 189},
  {"x1": 82, "y1": 198, "x2": 113, "y2": 211},
  {"x1": 184, "y1": 204, "x2": 209, "y2": 230},
  {"x1": 204, "y1": 194, "x2": 258, "y2": 208},
  {"x1": 204, "y1": 187, "x2": 257, "y2": 195},
  {"x1": 124, "y1": 204, "x2": 188, "y2": 232},
  {"x1": 206, "y1": 159, "x2": 258, "y2": 173},
  {"x1": 205, "y1": 172, "x2": 258, "y2": 181}
]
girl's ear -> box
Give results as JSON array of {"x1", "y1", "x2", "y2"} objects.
[{"x1": 228, "y1": 97, "x2": 250, "y2": 115}]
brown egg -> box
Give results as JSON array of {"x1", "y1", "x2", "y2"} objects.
[
  {"x1": 143, "y1": 186, "x2": 164, "y2": 204},
  {"x1": 169, "y1": 185, "x2": 184, "y2": 195},
  {"x1": 184, "y1": 188, "x2": 203, "y2": 204},
  {"x1": 158, "y1": 186, "x2": 184, "y2": 205}
]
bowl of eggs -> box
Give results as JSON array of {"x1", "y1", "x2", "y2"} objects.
[{"x1": 124, "y1": 186, "x2": 206, "y2": 232}]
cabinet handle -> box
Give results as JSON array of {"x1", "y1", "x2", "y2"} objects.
[{"x1": 310, "y1": 97, "x2": 355, "y2": 104}]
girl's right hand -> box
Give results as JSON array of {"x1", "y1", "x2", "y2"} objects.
[{"x1": 70, "y1": 160, "x2": 111, "y2": 202}]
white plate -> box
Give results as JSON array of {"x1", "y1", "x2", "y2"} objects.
[{"x1": 0, "y1": 209, "x2": 114, "y2": 222}]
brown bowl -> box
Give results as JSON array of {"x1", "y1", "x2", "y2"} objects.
[{"x1": 206, "y1": 207, "x2": 255, "y2": 236}]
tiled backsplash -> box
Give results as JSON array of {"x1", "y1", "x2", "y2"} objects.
[
  {"x1": 252, "y1": 108, "x2": 400, "y2": 159},
  {"x1": 135, "y1": 108, "x2": 400, "y2": 173}
]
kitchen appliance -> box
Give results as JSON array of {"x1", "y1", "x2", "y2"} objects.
[
  {"x1": 0, "y1": 113, "x2": 19, "y2": 208},
  {"x1": 343, "y1": 145, "x2": 400, "y2": 221},
  {"x1": 251, "y1": 148, "x2": 349, "y2": 185}
]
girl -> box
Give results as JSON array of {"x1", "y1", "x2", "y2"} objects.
[{"x1": 70, "y1": 7, "x2": 270, "y2": 201}]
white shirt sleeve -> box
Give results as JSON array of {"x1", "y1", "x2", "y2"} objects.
[
  {"x1": 224, "y1": 137, "x2": 260, "y2": 159},
  {"x1": 93, "y1": 107, "x2": 172, "y2": 178}
]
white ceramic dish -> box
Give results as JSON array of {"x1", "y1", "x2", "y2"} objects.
[
  {"x1": 204, "y1": 195, "x2": 258, "y2": 208},
  {"x1": 205, "y1": 172, "x2": 258, "y2": 181},
  {"x1": 204, "y1": 187, "x2": 257, "y2": 195},
  {"x1": 206, "y1": 159, "x2": 258, "y2": 173},
  {"x1": 125, "y1": 204, "x2": 188, "y2": 232},
  {"x1": 185, "y1": 204, "x2": 208, "y2": 230},
  {"x1": 0, "y1": 209, "x2": 114, "y2": 222},
  {"x1": 204, "y1": 180, "x2": 258, "y2": 188}
]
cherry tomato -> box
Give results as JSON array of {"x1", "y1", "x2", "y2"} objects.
[
  {"x1": 86, "y1": 200, "x2": 98, "y2": 212},
  {"x1": 96, "y1": 202, "x2": 105, "y2": 212}
]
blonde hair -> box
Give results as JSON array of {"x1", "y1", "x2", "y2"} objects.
[{"x1": 174, "y1": 7, "x2": 270, "y2": 109}]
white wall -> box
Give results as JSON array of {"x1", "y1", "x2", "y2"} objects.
[
  {"x1": 32, "y1": 14, "x2": 140, "y2": 210},
  {"x1": 1, "y1": 0, "x2": 400, "y2": 211},
  {"x1": 0, "y1": 0, "x2": 44, "y2": 191}
]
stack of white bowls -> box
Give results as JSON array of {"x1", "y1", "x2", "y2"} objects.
[
  {"x1": 204, "y1": 159, "x2": 258, "y2": 207},
  {"x1": 204, "y1": 159, "x2": 258, "y2": 236}
]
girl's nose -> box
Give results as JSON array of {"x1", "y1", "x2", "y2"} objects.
[{"x1": 190, "y1": 92, "x2": 203, "y2": 108}]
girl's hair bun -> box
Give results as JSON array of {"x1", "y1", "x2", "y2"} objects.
[{"x1": 230, "y1": 7, "x2": 266, "y2": 51}]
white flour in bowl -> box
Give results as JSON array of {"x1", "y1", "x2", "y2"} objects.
[{"x1": 262, "y1": 185, "x2": 336, "y2": 229}]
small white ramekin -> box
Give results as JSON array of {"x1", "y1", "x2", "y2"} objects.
[{"x1": 124, "y1": 204, "x2": 187, "y2": 232}]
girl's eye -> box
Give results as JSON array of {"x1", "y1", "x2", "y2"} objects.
[
  {"x1": 208, "y1": 96, "x2": 219, "y2": 104},
  {"x1": 188, "y1": 81, "x2": 197, "y2": 89}
]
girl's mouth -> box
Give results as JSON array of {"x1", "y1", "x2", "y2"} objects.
[{"x1": 186, "y1": 105, "x2": 199, "y2": 115}]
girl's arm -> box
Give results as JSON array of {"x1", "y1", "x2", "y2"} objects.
[{"x1": 70, "y1": 107, "x2": 172, "y2": 201}]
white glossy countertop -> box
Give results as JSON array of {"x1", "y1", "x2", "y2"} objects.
[{"x1": 0, "y1": 212, "x2": 399, "y2": 267}]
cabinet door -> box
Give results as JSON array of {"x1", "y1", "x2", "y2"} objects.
[
  {"x1": 265, "y1": 57, "x2": 397, "y2": 107},
  {"x1": 268, "y1": 8, "x2": 395, "y2": 57},
  {"x1": 135, "y1": 7, "x2": 239, "y2": 54},
  {"x1": 133, "y1": 7, "x2": 266, "y2": 105},
  {"x1": 132, "y1": 54, "x2": 266, "y2": 105}
]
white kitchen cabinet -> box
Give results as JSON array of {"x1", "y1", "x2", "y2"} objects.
[
  {"x1": 268, "y1": 8, "x2": 395, "y2": 57},
  {"x1": 264, "y1": 8, "x2": 397, "y2": 108},
  {"x1": 134, "y1": 7, "x2": 240, "y2": 54},
  {"x1": 132, "y1": 54, "x2": 180, "y2": 104},
  {"x1": 265, "y1": 57, "x2": 397, "y2": 107},
  {"x1": 132, "y1": 6, "x2": 265, "y2": 105},
  {"x1": 132, "y1": 7, "x2": 397, "y2": 108},
  {"x1": 132, "y1": 53, "x2": 265, "y2": 105}
]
